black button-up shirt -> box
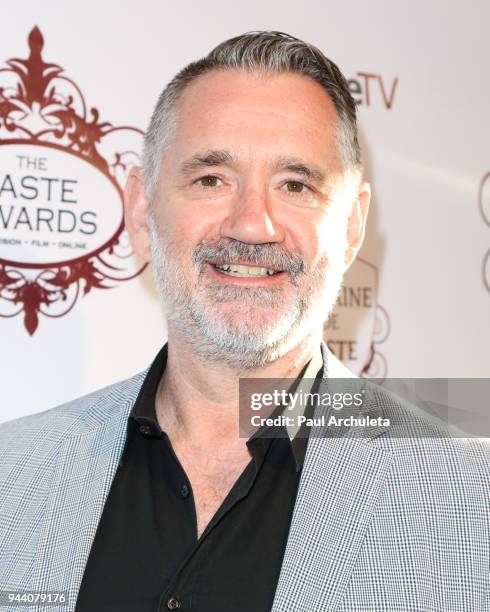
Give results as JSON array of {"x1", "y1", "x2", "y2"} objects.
[{"x1": 75, "y1": 344, "x2": 322, "y2": 612}]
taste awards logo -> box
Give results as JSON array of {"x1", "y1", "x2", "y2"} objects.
[{"x1": 0, "y1": 27, "x2": 145, "y2": 334}]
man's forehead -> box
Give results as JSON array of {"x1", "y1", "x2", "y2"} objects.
[
  {"x1": 177, "y1": 68, "x2": 339, "y2": 124},
  {"x1": 161, "y1": 70, "x2": 341, "y2": 171}
]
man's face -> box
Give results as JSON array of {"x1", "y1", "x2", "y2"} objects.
[{"x1": 137, "y1": 69, "x2": 367, "y2": 368}]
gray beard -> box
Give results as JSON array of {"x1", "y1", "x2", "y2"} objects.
[{"x1": 148, "y1": 217, "x2": 344, "y2": 369}]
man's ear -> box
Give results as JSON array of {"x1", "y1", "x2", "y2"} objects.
[
  {"x1": 123, "y1": 167, "x2": 151, "y2": 263},
  {"x1": 345, "y1": 181, "x2": 371, "y2": 269}
]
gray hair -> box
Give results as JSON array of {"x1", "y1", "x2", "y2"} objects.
[{"x1": 142, "y1": 30, "x2": 362, "y2": 202}]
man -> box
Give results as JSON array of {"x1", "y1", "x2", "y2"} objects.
[{"x1": 0, "y1": 31, "x2": 489, "y2": 612}]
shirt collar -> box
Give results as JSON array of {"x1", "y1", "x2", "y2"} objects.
[
  {"x1": 129, "y1": 343, "x2": 168, "y2": 433},
  {"x1": 124, "y1": 342, "x2": 324, "y2": 471}
]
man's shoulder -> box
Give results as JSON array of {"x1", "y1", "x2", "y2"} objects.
[
  {"x1": 0, "y1": 368, "x2": 148, "y2": 444},
  {"x1": 320, "y1": 345, "x2": 490, "y2": 465},
  {"x1": 366, "y1": 381, "x2": 490, "y2": 471}
]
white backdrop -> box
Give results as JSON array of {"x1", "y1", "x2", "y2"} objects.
[{"x1": 1, "y1": 0, "x2": 489, "y2": 423}]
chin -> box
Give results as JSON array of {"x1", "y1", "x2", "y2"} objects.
[
  {"x1": 180, "y1": 294, "x2": 319, "y2": 369},
  {"x1": 210, "y1": 301, "x2": 296, "y2": 335},
  {"x1": 218, "y1": 300, "x2": 282, "y2": 319}
]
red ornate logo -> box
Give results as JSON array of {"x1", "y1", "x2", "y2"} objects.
[{"x1": 0, "y1": 27, "x2": 145, "y2": 334}]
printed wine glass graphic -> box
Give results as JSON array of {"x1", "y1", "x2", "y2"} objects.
[
  {"x1": 0, "y1": 27, "x2": 145, "y2": 334},
  {"x1": 479, "y1": 172, "x2": 490, "y2": 293}
]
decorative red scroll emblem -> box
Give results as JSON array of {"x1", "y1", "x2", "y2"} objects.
[{"x1": 0, "y1": 27, "x2": 145, "y2": 334}]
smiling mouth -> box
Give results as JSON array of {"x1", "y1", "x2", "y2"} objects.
[{"x1": 210, "y1": 262, "x2": 282, "y2": 278}]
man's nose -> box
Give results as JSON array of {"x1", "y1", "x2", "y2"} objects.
[{"x1": 219, "y1": 185, "x2": 285, "y2": 244}]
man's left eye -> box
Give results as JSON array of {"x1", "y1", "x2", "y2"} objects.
[
  {"x1": 282, "y1": 181, "x2": 310, "y2": 194},
  {"x1": 196, "y1": 175, "x2": 222, "y2": 188}
]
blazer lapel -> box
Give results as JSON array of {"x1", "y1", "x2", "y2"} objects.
[
  {"x1": 30, "y1": 377, "x2": 144, "y2": 612},
  {"x1": 271, "y1": 344, "x2": 393, "y2": 612}
]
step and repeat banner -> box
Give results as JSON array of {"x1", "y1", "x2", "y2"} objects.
[{"x1": 1, "y1": 1, "x2": 489, "y2": 422}]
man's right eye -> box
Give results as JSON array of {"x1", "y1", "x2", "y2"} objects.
[{"x1": 195, "y1": 175, "x2": 222, "y2": 188}]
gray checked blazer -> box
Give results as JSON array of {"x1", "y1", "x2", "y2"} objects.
[{"x1": 0, "y1": 342, "x2": 489, "y2": 611}]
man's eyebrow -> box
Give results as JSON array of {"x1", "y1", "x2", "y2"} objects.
[
  {"x1": 178, "y1": 151, "x2": 328, "y2": 185},
  {"x1": 272, "y1": 157, "x2": 327, "y2": 185},
  {"x1": 179, "y1": 150, "x2": 236, "y2": 176}
]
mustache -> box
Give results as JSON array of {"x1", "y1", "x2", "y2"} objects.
[{"x1": 192, "y1": 238, "x2": 306, "y2": 279}]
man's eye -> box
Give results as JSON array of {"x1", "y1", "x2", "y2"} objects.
[
  {"x1": 282, "y1": 181, "x2": 309, "y2": 194},
  {"x1": 195, "y1": 175, "x2": 222, "y2": 188}
]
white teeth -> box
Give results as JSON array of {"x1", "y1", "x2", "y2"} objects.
[{"x1": 214, "y1": 263, "x2": 278, "y2": 277}]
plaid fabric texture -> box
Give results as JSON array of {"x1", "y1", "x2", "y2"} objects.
[{"x1": 0, "y1": 344, "x2": 489, "y2": 611}]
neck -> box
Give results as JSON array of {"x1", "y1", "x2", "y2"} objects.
[{"x1": 155, "y1": 326, "x2": 323, "y2": 447}]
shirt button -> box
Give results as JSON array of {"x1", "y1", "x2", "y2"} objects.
[
  {"x1": 167, "y1": 597, "x2": 181, "y2": 609},
  {"x1": 180, "y1": 484, "x2": 190, "y2": 499},
  {"x1": 139, "y1": 424, "x2": 152, "y2": 437}
]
